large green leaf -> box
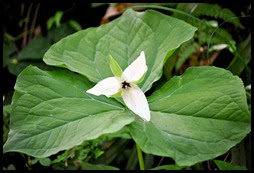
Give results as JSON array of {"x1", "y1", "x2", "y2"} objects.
[
  {"x1": 43, "y1": 9, "x2": 197, "y2": 92},
  {"x1": 129, "y1": 66, "x2": 250, "y2": 166},
  {"x1": 3, "y1": 66, "x2": 134, "y2": 157}
]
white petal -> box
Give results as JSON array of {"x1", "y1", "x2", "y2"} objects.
[
  {"x1": 122, "y1": 85, "x2": 150, "y2": 121},
  {"x1": 122, "y1": 51, "x2": 148, "y2": 83},
  {"x1": 86, "y1": 77, "x2": 122, "y2": 97}
]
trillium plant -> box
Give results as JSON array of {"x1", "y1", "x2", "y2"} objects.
[
  {"x1": 3, "y1": 9, "x2": 250, "y2": 170},
  {"x1": 87, "y1": 51, "x2": 150, "y2": 122}
]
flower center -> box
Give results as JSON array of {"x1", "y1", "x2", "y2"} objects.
[{"x1": 122, "y1": 81, "x2": 131, "y2": 89}]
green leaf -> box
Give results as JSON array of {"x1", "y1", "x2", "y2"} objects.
[
  {"x1": 109, "y1": 55, "x2": 123, "y2": 77},
  {"x1": 39, "y1": 158, "x2": 51, "y2": 167},
  {"x1": 163, "y1": 48, "x2": 179, "y2": 80},
  {"x1": 47, "y1": 11, "x2": 64, "y2": 30},
  {"x1": 7, "y1": 164, "x2": 16, "y2": 170},
  {"x1": 55, "y1": 11, "x2": 63, "y2": 27},
  {"x1": 28, "y1": 158, "x2": 39, "y2": 165},
  {"x1": 3, "y1": 65, "x2": 134, "y2": 157},
  {"x1": 3, "y1": 105, "x2": 11, "y2": 117},
  {"x1": 227, "y1": 34, "x2": 251, "y2": 75},
  {"x1": 80, "y1": 162, "x2": 119, "y2": 170},
  {"x1": 100, "y1": 126, "x2": 131, "y2": 139},
  {"x1": 68, "y1": 20, "x2": 82, "y2": 31},
  {"x1": 51, "y1": 149, "x2": 73, "y2": 164},
  {"x1": 47, "y1": 18, "x2": 55, "y2": 30},
  {"x1": 213, "y1": 160, "x2": 247, "y2": 170},
  {"x1": 150, "y1": 164, "x2": 184, "y2": 170},
  {"x1": 130, "y1": 66, "x2": 250, "y2": 166},
  {"x1": 91, "y1": 3, "x2": 109, "y2": 8},
  {"x1": 93, "y1": 149, "x2": 104, "y2": 159},
  {"x1": 43, "y1": 9, "x2": 197, "y2": 92},
  {"x1": 18, "y1": 37, "x2": 51, "y2": 61}
]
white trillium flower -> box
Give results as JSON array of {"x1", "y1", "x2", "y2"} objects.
[{"x1": 86, "y1": 51, "x2": 151, "y2": 122}]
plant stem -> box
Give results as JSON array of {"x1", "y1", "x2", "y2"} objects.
[
  {"x1": 136, "y1": 143, "x2": 145, "y2": 170},
  {"x1": 22, "y1": 3, "x2": 33, "y2": 48},
  {"x1": 29, "y1": 3, "x2": 40, "y2": 41}
]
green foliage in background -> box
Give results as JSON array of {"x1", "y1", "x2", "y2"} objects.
[
  {"x1": 214, "y1": 160, "x2": 247, "y2": 170},
  {"x1": 3, "y1": 10, "x2": 82, "y2": 76},
  {"x1": 171, "y1": 3, "x2": 244, "y2": 71}
]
